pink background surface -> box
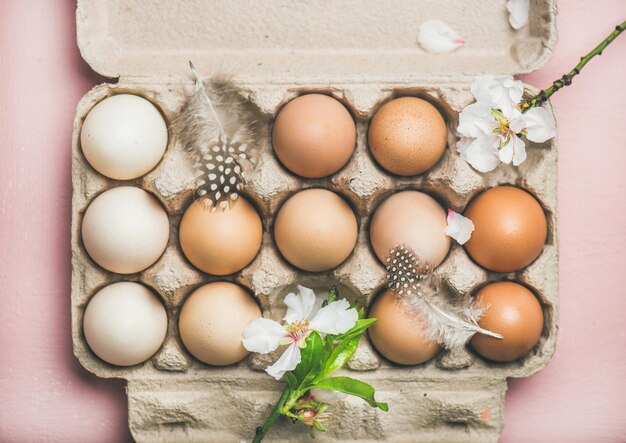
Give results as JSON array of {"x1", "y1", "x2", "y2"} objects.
[{"x1": 1, "y1": 1, "x2": 625, "y2": 442}]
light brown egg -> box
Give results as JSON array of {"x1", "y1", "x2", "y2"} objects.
[
  {"x1": 272, "y1": 94, "x2": 356, "y2": 178},
  {"x1": 470, "y1": 281, "x2": 544, "y2": 362},
  {"x1": 464, "y1": 186, "x2": 547, "y2": 272},
  {"x1": 178, "y1": 282, "x2": 261, "y2": 366},
  {"x1": 179, "y1": 198, "x2": 262, "y2": 275},
  {"x1": 369, "y1": 289, "x2": 440, "y2": 365},
  {"x1": 369, "y1": 191, "x2": 451, "y2": 269},
  {"x1": 274, "y1": 188, "x2": 358, "y2": 272},
  {"x1": 368, "y1": 97, "x2": 447, "y2": 176}
]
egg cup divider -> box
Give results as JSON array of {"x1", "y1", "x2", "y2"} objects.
[{"x1": 71, "y1": 1, "x2": 559, "y2": 441}]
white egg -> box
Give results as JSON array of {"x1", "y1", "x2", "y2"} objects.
[
  {"x1": 81, "y1": 94, "x2": 168, "y2": 180},
  {"x1": 82, "y1": 186, "x2": 169, "y2": 274},
  {"x1": 83, "y1": 282, "x2": 168, "y2": 366}
]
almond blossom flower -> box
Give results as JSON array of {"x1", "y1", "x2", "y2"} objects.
[
  {"x1": 418, "y1": 20, "x2": 465, "y2": 54},
  {"x1": 242, "y1": 286, "x2": 358, "y2": 380},
  {"x1": 444, "y1": 209, "x2": 474, "y2": 245},
  {"x1": 457, "y1": 75, "x2": 555, "y2": 172}
]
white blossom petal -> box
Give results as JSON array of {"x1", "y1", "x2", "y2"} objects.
[
  {"x1": 457, "y1": 101, "x2": 493, "y2": 138},
  {"x1": 310, "y1": 388, "x2": 347, "y2": 404},
  {"x1": 284, "y1": 285, "x2": 316, "y2": 323},
  {"x1": 470, "y1": 75, "x2": 498, "y2": 104},
  {"x1": 445, "y1": 209, "x2": 475, "y2": 245},
  {"x1": 511, "y1": 135, "x2": 527, "y2": 166},
  {"x1": 498, "y1": 140, "x2": 514, "y2": 164},
  {"x1": 460, "y1": 134, "x2": 501, "y2": 172},
  {"x1": 418, "y1": 20, "x2": 465, "y2": 54},
  {"x1": 471, "y1": 75, "x2": 523, "y2": 113},
  {"x1": 265, "y1": 343, "x2": 301, "y2": 380},
  {"x1": 242, "y1": 318, "x2": 288, "y2": 353},
  {"x1": 507, "y1": 0, "x2": 530, "y2": 30},
  {"x1": 499, "y1": 134, "x2": 526, "y2": 165},
  {"x1": 456, "y1": 136, "x2": 473, "y2": 157},
  {"x1": 508, "y1": 108, "x2": 527, "y2": 134},
  {"x1": 502, "y1": 78, "x2": 525, "y2": 109},
  {"x1": 306, "y1": 288, "x2": 328, "y2": 321},
  {"x1": 523, "y1": 107, "x2": 556, "y2": 143},
  {"x1": 309, "y1": 299, "x2": 358, "y2": 335}
]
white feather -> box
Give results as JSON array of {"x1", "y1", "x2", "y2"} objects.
[
  {"x1": 173, "y1": 62, "x2": 260, "y2": 210},
  {"x1": 385, "y1": 245, "x2": 502, "y2": 349}
]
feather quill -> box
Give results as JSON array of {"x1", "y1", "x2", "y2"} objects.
[
  {"x1": 174, "y1": 62, "x2": 259, "y2": 210},
  {"x1": 385, "y1": 245, "x2": 502, "y2": 349}
]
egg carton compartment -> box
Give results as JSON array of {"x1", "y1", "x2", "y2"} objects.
[{"x1": 71, "y1": 76, "x2": 558, "y2": 442}]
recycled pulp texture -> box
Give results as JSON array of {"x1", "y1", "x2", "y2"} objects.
[{"x1": 71, "y1": 1, "x2": 559, "y2": 441}]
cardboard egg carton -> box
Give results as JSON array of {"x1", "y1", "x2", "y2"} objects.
[{"x1": 72, "y1": 1, "x2": 559, "y2": 441}]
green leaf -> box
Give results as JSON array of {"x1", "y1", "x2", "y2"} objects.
[
  {"x1": 311, "y1": 376, "x2": 389, "y2": 412},
  {"x1": 333, "y1": 318, "x2": 377, "y2": 341},
  {"x1": 323, "y1": 333, "x2": 335, "y2": 359},
  {"x1": 357, "y1": 306, "x2": 365, "y2": 319},
  {"x1": 284, "y1": 371, "x2": 297, "y2": 392},
  {"x1": 300, "y1": 370, "x2": 320, "y2": 392},
  {"x1": 322, "y1": 334, "x2": 360, "y2": 376},
  {"x1": 327, "y1": 286, "x2": 338, "y2": 304},
  {"x1": 293, "y1": 331, "x2": 324, "y2": 384}
]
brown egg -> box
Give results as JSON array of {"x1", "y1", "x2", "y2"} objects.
[
  {"x1": 272, "y1": 94, "x2": 356, "y2": 178},
  {"x1": 369, "y1": 289, "x2": 440, "y2": 365},
  {"x1": 274, "y1": 188, "x2": 358, "y2": 272},
  {"x1": 470, "y1": 281, "x2": 544, "y2": 362},
  {"x1": 368, "y1": 97, "x2": 447, "y2": 176},
  {"x1": 179, "y1": 198, "x2": 263, "y2": 275},
  {"x1": 464, "y1": 186, "x2": 547, "y2": 272},
  {"x1": 179, "y1": 282, "x2": 261, "y2": 366},
  {"x1": 369, "y1": 191, "x2": 451, "y2": 269}
]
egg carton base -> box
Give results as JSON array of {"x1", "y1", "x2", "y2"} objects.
[{"x1": 127, "y1": 373, "x2": 507, "y2": 443}]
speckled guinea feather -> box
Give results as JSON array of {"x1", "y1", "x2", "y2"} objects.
[
  {"x1": 173, "y1": 62, "x2": 258, "y2": 210},
  {"x1": 385, "y1": 245, "x2": 502, "y2": 349}
]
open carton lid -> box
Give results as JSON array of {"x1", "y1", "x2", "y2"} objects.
[{"x1": 77, "y1": 0, "x2": 557, "y2": 83}]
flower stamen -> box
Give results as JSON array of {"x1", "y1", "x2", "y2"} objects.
[
  {"x1": 285, "y1": 320, "x2": 311, "y2": 344},
  {"x1": 491, "y1": 109, "x2": 513, "y2": 137}
]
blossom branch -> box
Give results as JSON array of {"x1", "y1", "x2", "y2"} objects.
[
  {"x1": 244, "y1": 286, "x2": 387, "y2": 441},
  {"x1": 521, "y1": 21, "x2": 626, "y2": 112},
  {"x1": 253, "y1": 387, "x2": 290, "y2": 443}
]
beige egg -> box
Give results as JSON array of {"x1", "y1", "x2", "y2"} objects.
[
  {"x1": 274, "y1": 189, "x2": 358, "y2": 272},
  {"x1": 369, "y1": 289, "x2": 440, "y2": 365},
  {"x1": 369, "y1": 191, "x2": 451, "y2": 269},
  {"x1": 81, "y1": 186, "x2": 170, "y2": 274},
  {"x1": 81, "y1": 94, "x2": 168, "y2": 180},
  {"x1": 272, "y1": 94, "x2": 356, "y2": 178},
  {"x1": 83, "y1": 282, "x2": 167, "y2": 366},
  {"x1": 368, "y1": 97, "x2": 447, "y2": 176},
  {"x1": 179, "y1": 282, "x2": 261, "y2": 366},
  {"x1": 179, "y1": 198, "x2": 263, "y2": 275}
]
